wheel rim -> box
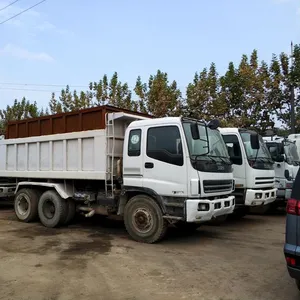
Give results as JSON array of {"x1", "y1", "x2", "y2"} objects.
[
  {"x1": 132, "y1": 208, "x2": 154, "y2": 234},
  {"x1": 43, "y1": 200, "x2": 56, "y2": 219},
  {"x1": 16, "y1": 194, "x2": 30, "y2": 216}
]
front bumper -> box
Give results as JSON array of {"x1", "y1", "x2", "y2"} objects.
[
  {"x1": 185, "y1": 196, "x2": 235, "y2": 223},
  {"x1": 244, "y1": 188, "x2": 277, "y2": 206}
]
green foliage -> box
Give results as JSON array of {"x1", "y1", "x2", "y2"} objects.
[
  {"x1": 2, "y1": 44, "x2": 300, "y2": 135},
  {"x1": 0, "y1": 98, "x2": 43, "y2": 134},
  {"x1": 134, "y1": 70, "x2": 182, "y2": 117}
]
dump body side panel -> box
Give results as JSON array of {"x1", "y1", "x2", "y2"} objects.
[{"x1": 0, "y1": 129, "x2": 107, "y2": 180}]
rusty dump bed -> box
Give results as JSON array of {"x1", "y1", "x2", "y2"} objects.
[{"x1": 6, "y1": 105, "x2": 151, "y2": 139}]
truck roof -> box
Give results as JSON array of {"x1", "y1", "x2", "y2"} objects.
[
  {"x1": 129, "y1": 116, "x2": 182, "y2": 128},
  {"x1": 218, "y1": 127, "x2": 240, "y2": 133},
  {"x1": 289, "y1": 134, "x2": 300, "y2": 140}
]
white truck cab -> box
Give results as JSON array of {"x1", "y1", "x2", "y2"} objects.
[
  {"x1": 219, "y1": 128, "x2": 276, "y2": 216},
  {"x1": 123, "y1": 117, "x2": 235, "y2": 226},
  {"x1": 263, "y1": 136, "x2": 300, "y2": 204}
]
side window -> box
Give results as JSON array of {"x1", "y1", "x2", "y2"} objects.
[
  {"x1": 222, "y1": 134, "x2": 242, "y2": 165},
  {"x1": 128, "y1": 129, "x2": 141, "y2": 157},
  {"x1": 147, "y1": 126, "x2": 183, "y2": 166}
]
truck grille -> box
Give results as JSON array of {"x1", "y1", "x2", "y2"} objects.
[
  {"x1": 255, "y1": 177, "x2": 275, "y2": 185},
  {"x1": 203, "y1": 180, "x2": 233, "y2": 194}
]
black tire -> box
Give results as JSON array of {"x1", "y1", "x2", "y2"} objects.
[
  {"x1": 296, "y1": 279, "x2": 300, "y2": 291},
  {"x1": 63, "y1": 199, "x2": 76, "y2": 225},
  {"x1": 14, "y1": 188, "x2": 41, "y2": 222},
  {"x1": 38, "y1": 190, "x2": 68, "y2": 228},
  {"x1": 176, "y1": 221, "x2": 201, "y2": 231},
  {"x1": 124, "y1": 194, "x2": 168, "y2": 243}
]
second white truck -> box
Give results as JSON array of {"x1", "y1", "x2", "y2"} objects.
[
  {"x1": 263, "y1": 135, "x2": 299, "y2": 205},
  {"x1": 0, "y1": 109, "x2": 235, "y2": 243},
  {"x1": 219, "y1": 128, "x2": 276, "y2": 216}
]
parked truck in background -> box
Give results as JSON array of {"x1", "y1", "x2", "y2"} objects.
[
  {"x1": 263, "y1": 136, "x2": 300, "y2": 206},
  {"x1": 219, "y1": 128, "x2": 276, "y2": 217},
  {"x1": 0, "y1": 106, "x2": 235, "y2": 243},
  {"x1": 288, "y1": 133, "x2": 300, "y2": 159}
]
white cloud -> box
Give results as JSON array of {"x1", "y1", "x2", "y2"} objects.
[{"x1": 0, "y1": 44, "x2": 54, "y2": 62}]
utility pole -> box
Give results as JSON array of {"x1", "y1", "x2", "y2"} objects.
[{"x1": 290, "y1": 41, "x2": 296, "y2": 134}]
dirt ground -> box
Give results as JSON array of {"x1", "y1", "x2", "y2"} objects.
[{"x1": 0, "y1": 205, "x2": 298, "y2": 300}]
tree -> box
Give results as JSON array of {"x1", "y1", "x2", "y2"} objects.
[
  {"x1": 89, "y1": 72, "x2": 134, "y2": 110},
  {"x1": 134, "y1": 70, "x2": 182, "y2": 117},
  {"x1": 49, "y1": 92, "x2": 62, "y2": 114},
  {"x1": 0, "y1": 98, "x2": 42, "y2": 134}
]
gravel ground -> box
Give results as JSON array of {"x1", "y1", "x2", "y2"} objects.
[{"x1": 0, "y1": 205, "x2": 297, "y2": 300}]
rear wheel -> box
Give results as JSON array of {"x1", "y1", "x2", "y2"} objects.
[
  {"x1": 38, "y1": 190, "x2": 68, "y2": 228},
  {"x1": 124, "y1": 194, "x2": 168, "y2": 243},
  {"x1": 14, "y1": 188, "x2": 41, "y2": 222},
  {"x1": 63, "y1": 199, "x2": 76, "y2": 225}
]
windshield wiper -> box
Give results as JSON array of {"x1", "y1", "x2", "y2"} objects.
[
  {"x1": 249, "y1": 156, "x2": 273, "y2": 164},
  {"x1": 208, "y1": 155, "x2": 232, "y2": 165},
  {"x1": 191, "y1": 154, "x2": 216, "y2": 164}
]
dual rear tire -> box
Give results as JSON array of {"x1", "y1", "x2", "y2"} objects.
[{"x1": 14, "y1": 189, "x2": 76, "y2": 227}]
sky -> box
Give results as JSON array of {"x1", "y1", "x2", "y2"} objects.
[{"x1": 0, "y1": 0, "x2": 299, "y2": 111}]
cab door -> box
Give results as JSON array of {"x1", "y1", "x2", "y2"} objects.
[
  {"x1": 222, "y1": 133, "x2": 246, "y2": 188},
  {"x1": 142, "y1": 124, "x2": 188, "y2": 197}
]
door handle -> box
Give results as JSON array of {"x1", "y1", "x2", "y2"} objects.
[{"x1": 145, "y1": 162, "x2": 154, "y2": 169}]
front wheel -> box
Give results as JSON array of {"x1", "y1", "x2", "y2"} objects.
[{"x1": 124, "y1": 195, "x2": 168, "y2": 243}]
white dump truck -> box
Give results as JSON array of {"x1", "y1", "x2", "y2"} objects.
[
  {"x1": 0, "y1": 106, "x2": 235, "y2": 243},
  {"x1": 263, "y1": 135, "x2": 299, "y2": 205},
  {"x1": 219, "y1": 128, "x2": 276, "y2": 216}
]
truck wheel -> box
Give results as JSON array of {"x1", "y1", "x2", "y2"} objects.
[
  {"x1": 14, "y1": 188, "x2": 40, "y2": 222},
  {"x1": 38, "y1": 190, "x2": 68, "y2": 228},
  {"x1": 124, "y1": 195, "x2": 168, "y2": 243},
  {"x1": 176, "y1": 221, "x2": 201, "y2": 231},
  {"x1": 63, "y1": 199, "x2": 76, "y2": 225}
]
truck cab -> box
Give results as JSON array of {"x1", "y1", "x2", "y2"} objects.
[
  {"x1": 123, "y1": 117, "x2": 235, "y2": 230},
  {"x1": 219, "y1": 128, "x2": 276, "y2": 216},
  {"x1": 263, "y1": 136, "x2": 299, "y2": 204}
]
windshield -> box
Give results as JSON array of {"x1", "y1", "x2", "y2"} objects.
[
  {"x1": 240, "y1": 132, "x2": 272, "y2": 161},
  {"x1": 284, "y1": 141, "x2": 300, "y2": 165},
  {"x1": 183, "y1": 122, "x2": 229, "y2": 159}
]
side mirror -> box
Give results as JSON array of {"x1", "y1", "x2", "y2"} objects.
[
  {"x1": 190, "y1": 123, "x2": 200, "y2": 140},
  {"x1": 208, "y1": 119, "x2": 220, "y2": 130},
  {"x1": 250, "y1": 133, "x2": 260, "y2": 150},
  {"x1": 285, "y1": 170, "x2": 290, "y2": 180}
]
